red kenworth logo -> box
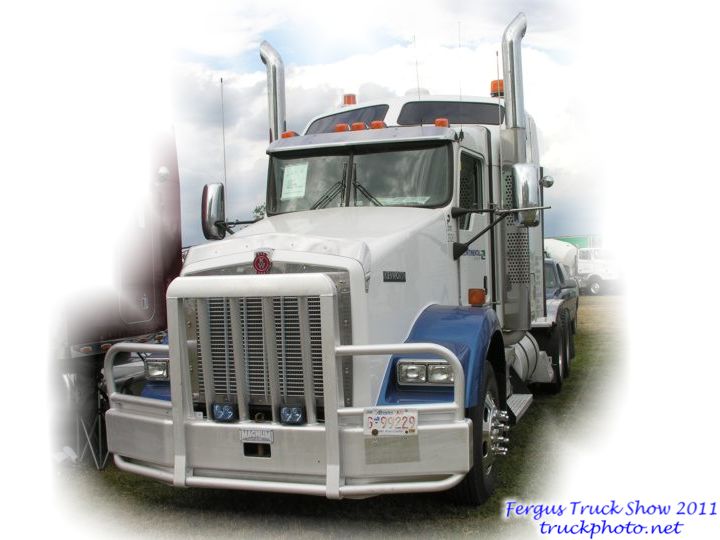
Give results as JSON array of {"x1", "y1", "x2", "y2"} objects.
[{"x1": 253, "y1": 251, "x2": 272, "y2": 274}]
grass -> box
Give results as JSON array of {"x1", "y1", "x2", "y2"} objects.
[{"x1": 56, "y1": 296, "x2": 623, "y2": 538}]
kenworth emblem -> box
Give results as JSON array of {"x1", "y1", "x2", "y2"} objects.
[{"x1": 253, "y1": 250, "x2": 273, "y2": 274}]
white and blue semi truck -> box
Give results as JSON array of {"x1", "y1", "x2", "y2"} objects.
[{"x1": 104, "y1": 13, "x2": 571, "y2": 504}]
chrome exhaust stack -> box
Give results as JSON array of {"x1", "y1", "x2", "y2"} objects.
[
  {"x1": 259, "y1": 41, "x2": 286, "y2": 142},
  {"x1": 502, "y1": 12, "x2": 527, "y2": 162},
  {"x1": 497, "y1": 13, "x2": 533, "y2": 344}
]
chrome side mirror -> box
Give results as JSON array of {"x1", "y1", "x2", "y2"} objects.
[
  {"x1": 201, "y1": 183, "x2": 226, "y2": 240},
  {"x1": 512, "y1": 163, "x2": 541, "y2": 227}
]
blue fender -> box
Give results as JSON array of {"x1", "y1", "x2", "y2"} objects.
[{"x1": 377, "y1": 304, "x2": 501, "y2": 408}]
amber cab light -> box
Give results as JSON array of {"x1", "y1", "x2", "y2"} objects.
[
  {"x1": 490, "y1": 79, "x2": 504, "y2": 97},
  {"x1": 434, "y1": 117, "x2": 449, "y2": 128},
  {"x1": 351, "y1": 122, "x2": 367, "y2": 131},
  {"x1": 370, "y1": 120, "x2": 387, "y2": 129},
  {"x1": 334, "y1": 123, "x2": 351, "y2": 132},
  {"x1": 468, "y1": 288, "x2": 486, "y2": 306},
  {"x1": 343, "y1": 94, "x2": 357, "y2": 105},
  {"x1": 280, "y1": 130, "x2": 298, "y2": 138}
]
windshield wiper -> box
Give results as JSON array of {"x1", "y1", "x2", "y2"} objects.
[
  {"x1": 352, "y1": 164, "x2": 383, "y2": 206},
  {"x1": 310, "y1": 163, "x2": 348, "y2": 209}
]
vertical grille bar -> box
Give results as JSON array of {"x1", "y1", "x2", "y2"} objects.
[
  {"x1": 298, "y1": 297, "x2": 316, "y2": 423},
  {"x1": 196, "y1": 299, "x2": 216, "y2": 416},
  {"x1": 229, "y1": 298, "x2": 249, "y2": 421},
  {"x1": 261, "y1": 297, "x2": 281, "y2": 421}
]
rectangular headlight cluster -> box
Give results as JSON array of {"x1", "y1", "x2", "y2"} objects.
[{"x1": 396, "y1": 359, "x2": 455, "y2": 386}]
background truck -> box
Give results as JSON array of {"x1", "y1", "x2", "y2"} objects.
[
  {"x1": 103, "y1": 13, "x2": 572, "y2": 504},
  {"x1": 577, "y1": 247, "x2": 621, "y2": 295},
  {"x1": 52, "y1": 131, "x2": 182, "y2": 467}
]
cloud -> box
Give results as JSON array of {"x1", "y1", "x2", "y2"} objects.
[{"x1": 165, "y1": 0, "x2": 588, "y2": 246}]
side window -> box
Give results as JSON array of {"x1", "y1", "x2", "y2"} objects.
[
  {"x1": 459, "y1": 152, "x2": 483, "y2": 230},
  {"x1": 556, "y1": 264, "x2": 566, "y2": 284}
]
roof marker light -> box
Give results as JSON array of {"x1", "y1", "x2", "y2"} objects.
[
  {"x1": 490, "y1": 79, "x2": 504, "y2": 97},
  {"x1": 370, "y1": 120, "x2": 387, "y2": 129},
  {"x1": 334, "y1": 123, "x2": 351, "y2": 132},
  {"x1": 343, "y1": 93, "x2": 357, "y2": 105},
  {"x1": 434, "y1": 117, "x2": 449, "y2": 128},
  {"x1": 280, "y1": 130, "x2": 298, "y2": 138},
  {"x1": 351, "y1": 122, "x2": 367, "y2": 131}
]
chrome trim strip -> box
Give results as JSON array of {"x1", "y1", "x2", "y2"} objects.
[{"x1": 229, "y1": 298, "x2": 249, "y2": 421}]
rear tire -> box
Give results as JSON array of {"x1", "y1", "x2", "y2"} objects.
[
  {"x1": 455, "y1": 361, "x2": 499, "y2": 505},
  {"x1": 561, "y1": 312, "x2": 571, "y2": 378},
  {"x1": 547, "y1": 319, "x2": 566, "y2": 393}
]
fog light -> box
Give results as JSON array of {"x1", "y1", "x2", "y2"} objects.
[
  {"x1": 280, "y1": 406, "x2": 305, "y2": 425},
  {"x1": 428, "y1": 363, "x2": 455, "y2": 384},
  {"x1": 212, "y1": 403, "x2": 237, "y2": 423},
  {"x1": 145, "y1": 359, "x2": 169, "y2": 380},
  {"x1": 397, "y1": 362, "x2": 427, "y2": 384}
]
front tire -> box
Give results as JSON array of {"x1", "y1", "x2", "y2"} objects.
[
  {"x1": 587, "y1": 277, "x2": 602, "y2": 296},
  {"x1": 455, "y1": 361, "x2": 500, "y2": 505}
]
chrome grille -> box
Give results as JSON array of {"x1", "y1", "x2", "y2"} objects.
[{"x1": 195, "y1": 296, "x2": 324, "y2": 404}]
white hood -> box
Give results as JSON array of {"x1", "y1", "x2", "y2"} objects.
[{"x1": 185, "y1": 206, "x2": 447, "y2": 274}]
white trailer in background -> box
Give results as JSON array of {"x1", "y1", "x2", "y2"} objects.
[{"x1": 103, "y1": 13, "x2": 573, "y2": 505}]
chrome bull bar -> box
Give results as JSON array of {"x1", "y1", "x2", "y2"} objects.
[{"x1": 105, "y1": 274, "x2": 468, "y2": 499}]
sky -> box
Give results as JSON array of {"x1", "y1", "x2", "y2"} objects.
[
  {"x1": 4, "y1": 0, "x2": 720, "y2": 537},
  {"x1": 166, "y1": 0, "x2": 589, "y2": 246}
]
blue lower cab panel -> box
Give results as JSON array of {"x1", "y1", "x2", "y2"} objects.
[
  {"x1": 140, "y1": 380, "x2": 171, "y2": 401},
  {"x1": 377, "y1": 304, "x2": 500, "y2": 408}
]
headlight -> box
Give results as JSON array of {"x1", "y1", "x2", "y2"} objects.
[
  {"x1": 397, "y1": 360, "x2": 454, "y2": 386},
  {"x1": 145, "y1": 358, "x2": 169, "y2": 380},
  {"x1": 397, "y1": 362, "x2": 427, "y2": 384},
  {"x1": 428, "y1": 363, "x2": 455, "y2": 384}
]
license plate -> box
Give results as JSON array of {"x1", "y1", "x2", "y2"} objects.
[
  {"x1": 363, "y1": 408, "x2": 418, "y2": 436},
  {"x1": 240, "y1": 428, "x2": 274, "y2": 444}
]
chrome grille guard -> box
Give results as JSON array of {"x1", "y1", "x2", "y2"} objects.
[{"x1": 104, "y1": 273, "x2": 467, "y2": 499}]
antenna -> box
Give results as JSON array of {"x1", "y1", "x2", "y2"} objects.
[
  {"x1": 220, "y1": 76, "x2": 228, "y2": 198},
  {"x1": 457, "y1": 22, "x2": 464, "y2": 136},
  {"x1": 413, "y1": 34, "x2": 421, "y2": 101}
]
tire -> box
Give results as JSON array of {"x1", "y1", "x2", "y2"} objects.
[
  {"x1": 561, "y1": 312, "x2": 572, "y2": 378},
  {"x1": 547, "y1": 319, "x2": 566, "y2": 393},
  {"x1": 587, "y1": 278, "x2": 602, "y2": 296},
  {"x1": 455, "y1": 361, "x2": 500, "y2": 505}
]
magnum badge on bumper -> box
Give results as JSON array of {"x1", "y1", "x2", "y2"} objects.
[{"x1": 383, "y1": 271, "x2": 406, "y2": 283}]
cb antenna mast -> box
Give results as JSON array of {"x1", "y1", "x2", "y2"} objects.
[
  {"x1": 458, "y1": 22, "x2": 464, "y2": 136},
  {"x1": 413, "y1": 34, "x2": 421, "y2": 101},
  {"x1": 220, "y1": 77, "x2": 228, "y2": 198}
]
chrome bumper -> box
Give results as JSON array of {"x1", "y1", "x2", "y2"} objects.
[
  {"x1": 104, "y1": 275, "x2": 471, "y2": 499},
  {"x1": 105, "y1": 342, "x2": 470, "y2": 498}
]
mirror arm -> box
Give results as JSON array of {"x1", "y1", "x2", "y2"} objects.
[
  {"x1": 451, "y1": 205, "x2": 550, "y2": 218},
  {"x1": 217, "y1": 219, "x2": 260, "y2": 235},
  {"x1": 453, "y1": 213, "x2": 507, "y2": 260}
]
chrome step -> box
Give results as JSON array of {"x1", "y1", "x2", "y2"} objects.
[{"x1": 507, "y1": 393, "x2": 533, "y2": 425}]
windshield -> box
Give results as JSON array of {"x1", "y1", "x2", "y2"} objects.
[{"x1": 267, "y1": 143, "x2": 451, "y2": 214}]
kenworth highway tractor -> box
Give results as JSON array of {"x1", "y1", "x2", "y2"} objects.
[{"x1": 104, "y1": 13, "x2": 569, "y2": 504}]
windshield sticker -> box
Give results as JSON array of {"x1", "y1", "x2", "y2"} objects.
[{"x1": 281, "y1": 163, "x2": 308, "y2": 200}]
